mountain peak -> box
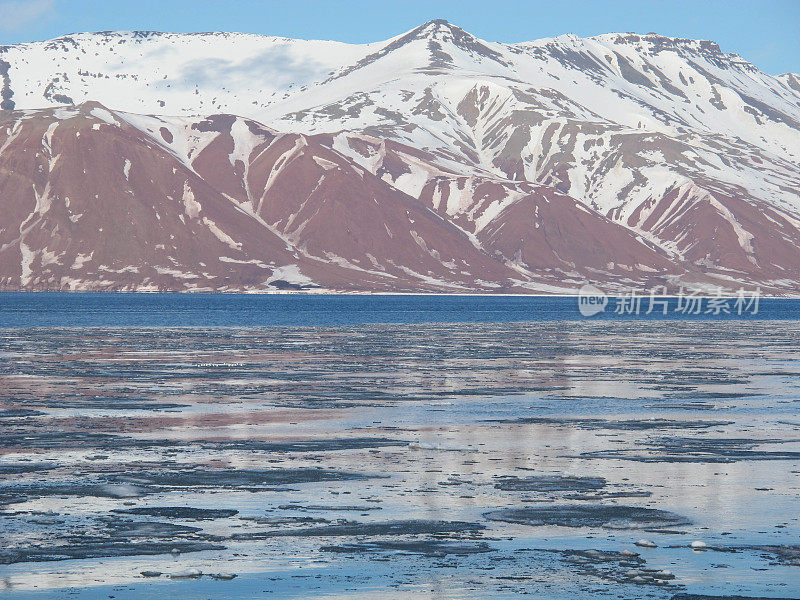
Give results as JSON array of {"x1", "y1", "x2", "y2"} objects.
[
  {"x1": 414, "y1": 19, "x2": 463, "y2": 35},
  {"x1": 77, "y1": 99, "x2": 111, "y2": 111},
  {"x1": 401, "y1": 19, "x2": 509, "y2": 68},
  {"x1": 404, "y1": 19, "x2": 484, "y2": 44},
  {"x1": 322, "y1": 18, "x2": 508, "y2": 81}
]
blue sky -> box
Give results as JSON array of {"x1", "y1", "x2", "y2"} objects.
[{"x1": 0, "y1": 0, "x2": 798, "y2": 74}]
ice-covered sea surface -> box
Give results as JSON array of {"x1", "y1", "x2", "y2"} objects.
[{"x1": 1, "y1": 297, "x2": 800, "y2": 599}]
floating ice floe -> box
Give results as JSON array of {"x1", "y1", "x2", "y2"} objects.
[
  {"x1": 98, "y1": 483, "x2": 142, "y2": 498},
  {"x1": 169, "y1": 568, "x2": 202, "y2": 579}
]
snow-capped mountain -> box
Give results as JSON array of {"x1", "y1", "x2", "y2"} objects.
[{"x1": 1, "y1": 20, "x2": 799, "y2": 292}]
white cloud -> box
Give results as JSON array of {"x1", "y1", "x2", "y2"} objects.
[{"x1": 0, "y1": 0, "x2": 55, "y2": 33}]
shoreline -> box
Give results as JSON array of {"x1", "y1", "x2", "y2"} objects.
[{"x1": 0, "y1": 290, "x2": 790, "y2": 298}]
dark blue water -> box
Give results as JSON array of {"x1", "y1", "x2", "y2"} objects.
[{"x1": 0, "y1": 293, "x2": 798, "y2": 327}]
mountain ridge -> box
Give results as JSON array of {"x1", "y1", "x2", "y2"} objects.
[{"x1": 1, "y1": 21, "x2": 799, "y2": 293}]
